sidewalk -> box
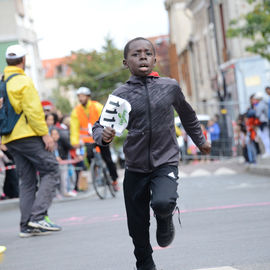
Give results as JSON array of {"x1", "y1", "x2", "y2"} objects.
[
  {"x1": 0, "y1": 169, "x2": 125, "y2": 212},
  {"x1": 245, "y1": 156, "x2": 270, "y2": 177}
]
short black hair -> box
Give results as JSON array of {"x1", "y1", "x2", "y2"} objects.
[
  {"x1": 6, "y1": 55, "x2": 24, "y2": 66},
  {"x1": 45, "y1": 112, "x2": 58, "y2": 125},
  {"x1": 123, "y1": 37, "x2": 156, "y2": 59}
]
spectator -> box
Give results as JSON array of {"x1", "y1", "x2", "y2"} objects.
[
  {"x1": 54, "y1": 116, "x2": 77, "y2": 197},
  {"x1": 1, "y1": 145, "x2": 19, "y2": 199},
  {"x1": 245, "y1": 94, "x2": 261, "y2": 159},
  {"x1": 265, "y1": 86, "x2": 270, "y2": 131},
  {"x1": 70, "y1": 87, "x2": 119, "y2": 191},
  {"x1": 45, "y1": 112, "x2": 58, "y2": 133},
  {"x1": 207, "y1": 118, "x2": 221, "y2": 158},
  {"x1": 254, "y1": 92, "x2": 270, "y2": 158},
  {"x1": 1, "y1": 44, "x2": 61, "y2": 237},
  {"x1": 0, "y1": 147, "x2": 10, "y2": 199}
]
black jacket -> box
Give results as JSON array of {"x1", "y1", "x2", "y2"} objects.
[
  {"x1": 93, "y1": 75, "x2": 206, "y2": 173},
  {"x1": 58, "y1": 128, "x2": 73, "y2": 160}
]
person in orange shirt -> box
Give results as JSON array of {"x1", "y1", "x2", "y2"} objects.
[{"x1": 70, "y1": 87, "x2": 119, "y2": 191}]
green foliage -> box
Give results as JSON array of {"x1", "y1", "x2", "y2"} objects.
[
  {"x1": 50, "y1": 89, "x2": 72, "y2": 114},
  {"x1": 227, "y1": 0, "x2": 270, "y2": 61},
  {"x1": 113, "y1": 129, "x2": 128, "y2": 149},
  {"x1": 60, "y1": 37, "x2": 130, "y2": 102}
]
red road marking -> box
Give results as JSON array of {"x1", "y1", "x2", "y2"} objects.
[
  {"x1": 152, "y1": 246, "x2": 171, "y2": 250},
  {"x1": 55, "y1": 202, "x2": 270, "y2": 227},
  {"x1": 179, "y1": 201, "x2": 270, "y2": 214},
  {"x1": 0, "y1": 201, "x2": 269, "y2": 233}
]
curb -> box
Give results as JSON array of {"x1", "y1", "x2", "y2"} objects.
[
  {"x1": 0, "y1": 169, "x2": 124, "y2": 212},
  {"x1": 245, "y1": 164, "x2": 270, "y2": 177},
  {"x1": 0, "y1": 189, "x2": 96, "y2": 212}
]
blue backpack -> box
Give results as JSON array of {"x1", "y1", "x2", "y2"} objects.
[{"x1": 0, "y1": 73, "x2": 22, "y2": 136}]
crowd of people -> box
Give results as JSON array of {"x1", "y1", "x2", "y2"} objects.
[
  {"x1": 1, "y1": 82, "x2": 120, "y2": 201},
  {"x1": 237, "y1": 89, "x2": 270, "y2": 164},
  {"x1": 0, "y1": 92, "x2": 119, "y2": 200}
]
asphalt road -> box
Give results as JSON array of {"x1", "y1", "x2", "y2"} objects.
[{"x1": 0, "y1": 162, "x2": 270, "y2": 270}]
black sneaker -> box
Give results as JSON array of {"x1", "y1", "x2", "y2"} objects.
[
  {"x1": 156, "y1": 214, "x2": 175, "y2": 248},
  {"x1": 136, "y1": 266, "x2": 157, "y2": 270},
  {"x1": 19, "y1": 227, "x2": 51, "y2": 238}
]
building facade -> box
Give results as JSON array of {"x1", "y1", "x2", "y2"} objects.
[
  {"x1": 42, "y1": 55, "x2": 76, "y2": 106},
  {"x1": 148, "y1": 35, "x2": 171, "y2": 77},
  {"x1": 0, "y1": 0, "x2": 43, "y2": 94},
  {"x1": 165, "y1": 0, "x2": 259, "y2": 117}
]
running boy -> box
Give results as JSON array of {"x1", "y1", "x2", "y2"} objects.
[{"x1": 93, "y1": 37, "x2": 211, "y2": 270}]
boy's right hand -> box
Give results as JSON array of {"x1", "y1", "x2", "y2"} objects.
[
  {"x1": 198, "y1": 141, "x2": 211, "y2": 155},
  {"x1": 102, "y1": 127, "x2": 116, "y2": 143}
]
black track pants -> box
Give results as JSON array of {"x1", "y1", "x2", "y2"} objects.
[{"x1": 123, "y1": 165, "x2": 179, "y2": 269}]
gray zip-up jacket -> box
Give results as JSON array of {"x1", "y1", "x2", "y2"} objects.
[{"x1": 93, "y1": 75, "x2": 206, "y2": 173}]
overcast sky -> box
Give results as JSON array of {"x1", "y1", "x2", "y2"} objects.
[{"x1": 31, "y1": 0, "x2": 169, "y2": 60}]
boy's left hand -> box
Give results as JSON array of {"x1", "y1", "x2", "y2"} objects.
[{"x1": 198, "y1": 141, "x2": 211, "y2": 155}]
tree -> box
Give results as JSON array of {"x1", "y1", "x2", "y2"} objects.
[
  {"x1": 227, "y1": 0, "x2": 270, "y2": 60},
  {"x1": 50, "y1": 89, "x2": 72, "y2": 114},
  {"x1": 60, "y1": 37, "x2": 130, "y2": 102}
]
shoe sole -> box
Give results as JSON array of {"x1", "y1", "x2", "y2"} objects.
[
  {"x1": 19, "y1": 231, "x2": 51, "y2": 238},
  {"x1": 28, "y1": 221, "x2": 61, "y2": 231}
]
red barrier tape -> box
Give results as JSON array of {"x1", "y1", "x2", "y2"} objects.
[
  {"x1": 0, "y1": 159, "x2": 82, "y2": 172},
  {"x1": 58, "y1": 159, "x2": 82, "y2": 165},
  {"x1": 0, "y1": 165, "x2": 16, "y2": 172}
]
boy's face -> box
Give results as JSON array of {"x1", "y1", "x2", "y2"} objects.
[{"x1": 123, "y1": 40, "x2": 156, "y2": 77}]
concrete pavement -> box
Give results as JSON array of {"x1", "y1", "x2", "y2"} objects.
[
  {"x1": 0, "y1": 157, "x2": 269, "y2": 212},
  {"x1": 245, "y1": 156, "x2": 270, "y2": 176}
]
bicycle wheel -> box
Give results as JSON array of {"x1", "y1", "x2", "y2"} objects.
[
  {"x1": 103, "y1": 168, "x2": 116, "y2": 198},
  {"x1": 91, "y1": 163, "x2": 107, "y2": 199}
]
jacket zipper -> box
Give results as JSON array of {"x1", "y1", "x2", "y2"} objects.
[{"x1": 144, "y1": 79, "x2": 153, "y2": 170}]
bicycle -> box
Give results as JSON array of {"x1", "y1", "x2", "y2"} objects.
[{"x1": 90, "y1": 144, "x2": 116, "y2": 200}]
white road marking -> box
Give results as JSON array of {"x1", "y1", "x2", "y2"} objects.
[
  {"x1": 190, "y1": 169, "x2": 211, "y2": 177},
  {"x1": 193, "y1": 267, "x2": 239, "y2": 270},
  {"x1": 214, "y1": 167, "x2": 237, "y2": 175},
  {"x1": 179, "y1": 172, "x2": 188, "y2": 178}
]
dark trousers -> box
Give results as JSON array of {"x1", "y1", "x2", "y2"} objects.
[
  {"x1": 123, "y1": 165, "x2": 179, "y2": 269},
  {"x1": 100, "y1": 145, "x2": 118, "y2": 181},
  {"x1": 85, "y1": 143, "x2": 118, "y2": 181},
  {"x1": 7, "y1": 137, "x2": 59, "y2": 231},
  {"x1": 3, "y1": 168, "x2": 19, "y2": 198}
]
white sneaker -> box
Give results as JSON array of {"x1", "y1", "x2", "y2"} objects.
[
  {"x1": 28, "y1": 219, "x2": 61, "y2": 231},
  {"x1": 68, "y1": 190, "x2": 77, "y2": 197},
  {"x1": 262, "y1": 153, "x2": 270, "y2": 159}
]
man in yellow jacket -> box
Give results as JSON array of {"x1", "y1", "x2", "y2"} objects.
[
  {"x1": 70, "y1": 87, "x2": 119, "y2": 191},
  {"x1": 0, "y1": 45, "x2": 61, "y2": 237}
]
